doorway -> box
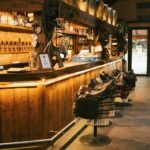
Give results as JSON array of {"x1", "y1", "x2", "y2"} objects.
[
  {"x1": 128, "y1": 29, "x2": 150, "y2": 75},
  {"x1": 132, "y1": 29, "x2": 147, "y2": 74}
]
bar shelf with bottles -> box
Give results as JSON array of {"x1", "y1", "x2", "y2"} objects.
[
  {"x1": 0, "y1": 39, "x2": 33, "y2": 54},
  {"x1": 0, "y1": 11, "x2": 34, "y2": 32},
  {"x1": 54, "y1": 19, "x2": 94, "y2": 57},
  {"x1": 0, "y1": 12, "x2": 34, "y2": 54}
]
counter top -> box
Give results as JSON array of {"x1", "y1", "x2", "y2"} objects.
[
  {"x1": 0, "y1": 57, "x2": 123, "y2": 88},
  {"x1": 0, "y1": 61, "x2": 103, "y2": 82}
]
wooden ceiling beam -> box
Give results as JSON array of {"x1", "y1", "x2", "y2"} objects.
[{"x1": 0, "y1": 0, "x2": 45, "y2": 12}]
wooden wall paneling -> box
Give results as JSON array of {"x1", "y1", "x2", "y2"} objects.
[
  {"x1": 95, "y1": 70, "x2": 98, "y2": 78},
  {"x1": 83, "y1": 73, "x2": 87, "y2": 84},
  {"x1": 93, "y1": 70, "x2": 97, "y2": 79},
  {"x1": 53, "y1": 83, "x2": 61, "y2": 131},
  {"x1": 62, "y1": 78, "x2": 75, "y2": 126},
  {"x1": 69, "y1": 78, "x2": 76, "y2": 119},
  {"x1": 91, "y1": 70, "x2": 96, "y2": 78},
  {"x1": 67, "y1": 78, "x2": 75, "y2": 123},
  {"x1": 91, "y1": 70, "x2": 97, "y2": 79},
  {"x1": 45, "y1": 84, "x2": 57, "y2": 134},
  {"x1": 85, "y1": 72, "x2": 90, "y2": 84},
  {"x1": 63, "y1": 79, "x2": 72, "y2": 128},
  {"x1": 36, "y1": 85, "x2": 46, "y2": 138},
  {"x1": 28, "y1": 87, "x2": 40, "y2": 139},
  {"x1": 58, "y1": 80, "x2": 66, "y2": 128},
  {"x1": 76, "y1": 75, "x2": 81, "y2": 89},
  {"x1": 88, "y1": 71, "x2": 92, "y2": 82},
  {"x1": 43, "y1": 85, "x2": 51, "y2": 138},
  {"x1": 48, "y1": 84, "x2": 59, "y2": 132},
  {"x1": 0, "y1": 89, "x2": 15, "y2": 142},
  {"x1": 94, "y1": 69, "x2": 99, "y2": 79},
  {"x1": 14, "y1": 88, "x2": 29, "y2": 141},
  {"x1": 96, "y1": 69, "x2": 101, "y2": 77},
  {"x1": 78, "y1": 74, "x2": 84, "y2": 86},
  {"x1": 56, "y1": 81, "x2": 64, "y2": 130},
  {"x1": 71, "y1": 77, "x2": 77, "y2": 100},
  {"x1": 72, "y1": 75, "x2": 79, "y2": 95},
  {"x1": 69, "y1": 77, "x2": 74, "y2": 109}
]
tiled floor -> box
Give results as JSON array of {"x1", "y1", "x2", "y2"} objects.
[{"x1": 54, "y1": 76, "x2": 150, "y2": 150}]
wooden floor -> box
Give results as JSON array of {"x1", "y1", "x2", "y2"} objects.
[{"x1": 48, "y1": 76, "x2": 150, "y2": 150}]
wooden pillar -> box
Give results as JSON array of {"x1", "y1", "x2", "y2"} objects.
[{"x1": 128, "y1": 28, "x2": 132, "y2": 71}]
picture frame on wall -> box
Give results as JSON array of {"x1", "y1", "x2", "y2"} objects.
[{"x1": 39, "y1": 54, "x2": 52, "y2": 69}]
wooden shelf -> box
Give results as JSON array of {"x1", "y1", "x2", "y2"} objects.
[
  {"x1": 58, "y1": 2, "x2": 118, "y2": 34},
  {"x1": 0, "y1": 24, "x2": 34, "y2": 33},
  {"x1": 0, "y1": 51, "x2": 30, "y2": 54},
  {"x1": 55, "y1": 30, "x2": 87, "y2": 37}
]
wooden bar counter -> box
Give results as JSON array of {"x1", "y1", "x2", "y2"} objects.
[{"x1": 0, "y1": 58, "x2": 123, "y2": 143}]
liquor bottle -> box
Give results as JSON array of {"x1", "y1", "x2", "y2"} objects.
[
  {"x1": 12, "y1": 41, "x2": 16, "y2": 52},
  {"x1": 18, "y1": 38, "x2": 21, "y2": 51},
  {"x1": 22, "y1": 41, "x2": 24, "y2": 52},
  {"x1": 6, "y1": 41, "x2": 8, "y2": 53},
  {"x1": 1, "y1": 41, "x2": 4, "y2": 53},
  {"x1": 16, "y1": 41, "x2": 19, "y2": 52},
  {"x1": 8, "y1": 41, "x2": 11, "y2": 52}
]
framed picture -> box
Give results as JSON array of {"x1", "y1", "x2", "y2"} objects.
[{"x1": 39, "y1": 54, "x2": 52, "y2": 69}]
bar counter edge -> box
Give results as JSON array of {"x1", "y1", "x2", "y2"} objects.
[{"x1": 0, "y1": 57, "x2": 123, "y2": 88}]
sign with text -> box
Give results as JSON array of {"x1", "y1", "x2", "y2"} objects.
[{"x1": 39, "y1": 54, "x2": 52, "y2": 69}]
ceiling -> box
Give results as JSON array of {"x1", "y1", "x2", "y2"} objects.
[
  {"x1": 0, "y1": 0, "x2": 44, "y2": 11},
  {"x1": 0, "y1": 0, "x2": 122, "y2": 11}
]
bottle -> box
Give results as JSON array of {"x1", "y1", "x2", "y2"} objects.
[
  {"x1": 1, "y1": 41, "x2": 4, "y2": 53},
  {"x1": 22, "y1": 41, "x2": 24, "y2": 52},
  {"x1": 12, "y1": 41, "x2": 16, "y2": 52},
  {"x1": 8, "y1": 41, "x2": 11, "y2": 52},
  {"x1": 6, "y1": 41, "x2": 8, "y2": 52}
]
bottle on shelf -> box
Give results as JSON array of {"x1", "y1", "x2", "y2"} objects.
[
  {"x1": 1, "y1": 41, "x2": 4, "y2": 53},
  {"x1": 12, "y1": 41, "x2": 16, "y2": 52},
  {"x1": 6, "y1": 41, "x2": 9, "y2": 52},
  {"x1": 8, "y1": 41, "x2": 11, "y2": 52},
  {"x1": 22, "y1": 41, "x2": 24, "y2": 51},
  {"x1": 15, "y1": 41, "x2": 18, "y2": 52}
]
